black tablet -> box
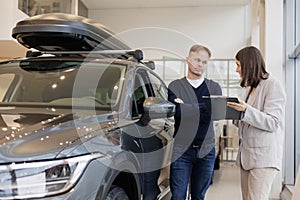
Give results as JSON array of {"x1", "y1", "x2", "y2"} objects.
[{"x1": 202, "y1": 96, "x2": 241, "y2": 120}]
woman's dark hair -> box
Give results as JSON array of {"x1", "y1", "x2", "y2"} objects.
[{"x1": 235, "y1": 46, "x2": 269, "y2": 88}]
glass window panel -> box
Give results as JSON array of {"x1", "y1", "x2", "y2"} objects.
[
  {"x1": 0, "y1": 74, "x2": 15, "y2": 101},
  {"x1": 164, "y1": 60, "x2": 186, "y2": 80},
  {"x1": 153, "y1": 61, "x2": 164, "y2": 79},
  {"x1": 153, "y1": 58, "x2": 244, "y2": 97},
  {"x1": 18, "y1": 0, "x2": 73, "y2": 16},
  {"x1": 206, "y1": 61, "x2": 228, "y2": 94}
]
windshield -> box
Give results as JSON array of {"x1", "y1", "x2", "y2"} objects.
[{"x1": 0, "y1": 59, "x2": 126, "y2": 108}]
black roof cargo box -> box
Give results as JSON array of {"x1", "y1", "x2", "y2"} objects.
[{"x1": 12, "y1": 13, "x2": 130, "y2": 51}]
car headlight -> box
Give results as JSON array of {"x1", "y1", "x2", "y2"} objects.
[{"x1": 0, "y1": 153, "x2": 104, "y2": 199}]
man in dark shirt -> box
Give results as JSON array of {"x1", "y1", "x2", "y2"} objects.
[{"x1": 168, "y1": 44, "x2": 222, "y2": 200}]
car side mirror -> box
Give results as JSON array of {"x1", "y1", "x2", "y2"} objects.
[
  {"x1": 143, "y1": 97, "x2": 175, "y2": 119},
  {"x1": 138, "y1": 97, "x2": 175, "y2": 126}
]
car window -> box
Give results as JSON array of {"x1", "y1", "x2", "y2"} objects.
[
  {"x1": 0, "y1": 74, "x2": 15, "y2": 101},
  {"x1": 135, "y1": 68, "x2": 168, "y2": 99},
  {"x1": 0, "y1": 61, "x2": 126, "y2": 108},
  {"x1": 132, "y1": 74, "x2": 147, "y2": 118},
  {"x1": 147, "y1": 71, "x2": 168, "y2": 100},
  {"x1": 131, "y1": 68, "x2": 168, "y2": 119}
]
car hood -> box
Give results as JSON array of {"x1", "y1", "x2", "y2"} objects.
[{"x1": 0, "y1": 106, "x2": 116, "y2": 163}]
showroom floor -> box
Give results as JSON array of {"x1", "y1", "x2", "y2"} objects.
[{"x1": 206, "y1": 162, "x2": 242, "y2": 200}]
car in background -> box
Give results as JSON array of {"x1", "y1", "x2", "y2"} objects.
[{"x1": 0, "y1": 13, "x2": 175, "y2": 200}]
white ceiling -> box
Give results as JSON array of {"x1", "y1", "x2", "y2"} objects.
[{"x1": 81, "y1": 0, "x2": 250, "y2": 9}]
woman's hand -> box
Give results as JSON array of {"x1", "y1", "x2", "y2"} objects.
[{"x1": 227, "y1": 99, "x2": 248, "y2": 112}]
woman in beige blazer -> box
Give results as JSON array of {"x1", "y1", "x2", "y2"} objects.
[{"x1": 227, "y1": 46, "x2": 286, "y2": 200}]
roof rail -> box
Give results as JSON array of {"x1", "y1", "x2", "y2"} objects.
[{"x1": 26, "y1": 49, "x2": 144, "y2": 61}]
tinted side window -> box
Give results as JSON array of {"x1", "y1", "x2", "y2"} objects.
[
  {"x1": 132, "y1": 75, "x2": 147, "y2": 118},
  {"x1": 148, "y1": 72, "x2": 168, "y2": 100},
  {"x1": 131, "y1": 68, "x2": 167, "y2": 118}
]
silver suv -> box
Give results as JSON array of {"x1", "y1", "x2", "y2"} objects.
[{"x1": 0, "y1": 13, "x2": 175, "y2": 200}]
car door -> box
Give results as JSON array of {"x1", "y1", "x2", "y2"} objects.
[
  {"x1": 131, "y1": 68, "x2": 174, "y2": 200},
  {"x1": 131, "y1": 68, "x2": 174, "y2": 168},
  {"x1": 142, "y1": 69, "x2": 174, "y2": 168}
]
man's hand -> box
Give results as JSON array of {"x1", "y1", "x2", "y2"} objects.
[{"x1": 174, "y1": 98, "x2": 184, "y2": 104}]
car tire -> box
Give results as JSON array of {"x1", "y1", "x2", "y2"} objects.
[{"x1": 105, "y1": 185, "x2": 130, "y2": 200}]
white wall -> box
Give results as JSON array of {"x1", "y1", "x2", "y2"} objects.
[
  {"x1": 89, "y1": 5, "x2": 250, "y2": 60},
  {"x1": 0, "y1": 1, "x2": 28, "y2": 58},
  {"x1": 0, "y1": 1, "x2": 14, "y2": 40},
  {"x1": 265, "y1": 0, "x2": 284, "y2": 82},
  {"x1": 0, "y1": 0, "x2": 27, "y2": 40}
]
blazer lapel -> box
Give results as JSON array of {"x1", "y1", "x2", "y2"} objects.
[{"x1": 247, "y1": 79, "x2": 267, "y2": 106}]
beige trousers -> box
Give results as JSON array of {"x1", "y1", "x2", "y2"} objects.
[{"x1": 240, "y1": 167, "x2": 278, "y2": 200}]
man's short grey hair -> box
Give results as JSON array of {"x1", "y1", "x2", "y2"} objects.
[{"x1": 189, "y1": 44, "x2": 212, "y2": 58}]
